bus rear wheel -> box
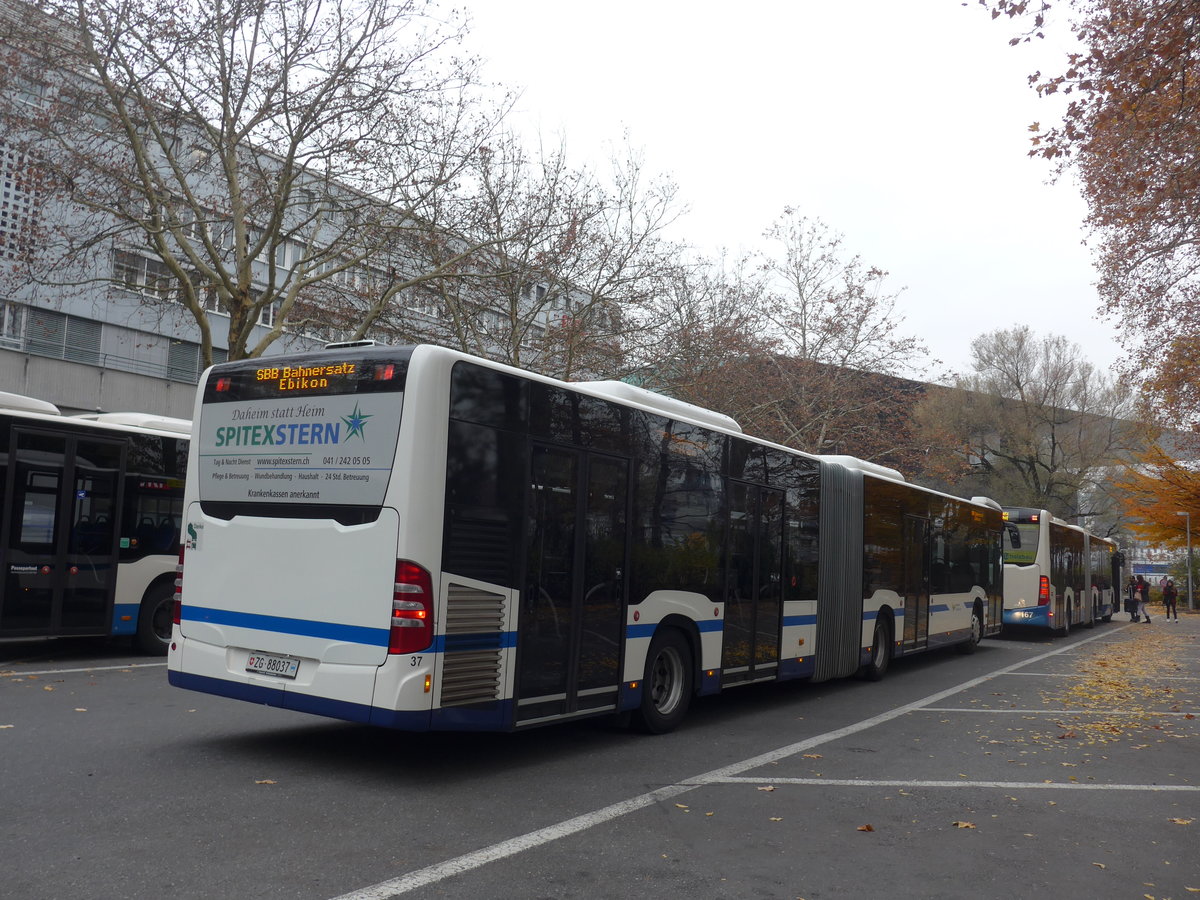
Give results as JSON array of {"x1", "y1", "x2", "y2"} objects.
[
  {"x1": 634, "y1": 629, "x2": 693, "y2": 734},
  {"x1": 859, "y1": 618, "x2": 892, "y2": 681},
  {"x1": 135, "y1": 581, "x2": 174, "y2": 656}
]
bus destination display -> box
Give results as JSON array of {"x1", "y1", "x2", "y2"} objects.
[{"x1": 254, "y1": 362, "x2": 359, "y2": 393}]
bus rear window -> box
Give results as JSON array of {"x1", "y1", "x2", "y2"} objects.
[
  {"x1": 196, "y1": 350, "x2": 408, "y2": 508},
  {"x1": 1005, "y1": 523, "x2": 1040, "y2": 564}
]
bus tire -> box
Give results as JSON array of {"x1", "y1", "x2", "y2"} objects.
[
  {"x1": 633, "y1": 628, "x2": 693, "y2": 734},
  {"x1": 135, "y1": 581, "x2": 174, "y2": 656},
  {"x1": 859, "y1": 618, "x2": 892, "y2": 681},
  {"x1": 957, "y1": 607, "x2": 984, "y2": 654}
]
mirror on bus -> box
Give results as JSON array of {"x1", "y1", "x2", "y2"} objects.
[{"x1": 1004, "y1": 522, "x2": 1021, "y2": 549}]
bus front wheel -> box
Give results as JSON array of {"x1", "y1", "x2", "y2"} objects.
[{"x1": 634, "y1": 629, "x2": 693, "y2": 734}]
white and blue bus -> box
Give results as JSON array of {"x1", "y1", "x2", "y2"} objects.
[
  {"x1": 168, "y1": 344, "x2": 1005, "y2": 732},
  {"x1": 0, "y1": 391, "x2": 190, "y2": 654},
  {"x1": 1001, "y1": 506, "x2": 1119, "y2": 634}
]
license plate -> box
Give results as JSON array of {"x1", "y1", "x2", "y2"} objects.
[{"x1": 245, "y1": 651, "x2": 300, "y2": 679}]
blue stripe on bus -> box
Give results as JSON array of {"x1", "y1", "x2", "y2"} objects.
[
  {"x1": 436, "y1": 631, "x2": 517, "y2": 652},
  {"x1": 625, "y1": 619, "x2": 723, "y2": 640},
  {"x1": 782, "y1": 615, "x2": 817, "y2": 626},
  {"x1": 169, "y1": 669, "x2": 510, "y2": 732},
  {"x1": 181, "y1": 605, "x2": 390, "y2": 647}
]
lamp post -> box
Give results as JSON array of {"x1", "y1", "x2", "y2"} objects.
[{"x1": 1177, "y1": 511, "x2": 1194, "y2": 611}]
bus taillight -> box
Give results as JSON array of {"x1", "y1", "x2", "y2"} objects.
[
  {"x1": 173, "y1": 546, "x2": 185, "y2": 625},
  {"x1": 1037, "y1": 575, "x2": 1050, "y2": 606},
  {"x1": 389, "y1": 561, "x2": 433, "y2": 654}
]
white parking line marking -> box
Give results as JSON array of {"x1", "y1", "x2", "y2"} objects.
[
  {"x1": 329, "y1": 628, "x2": 1119, "y2": 900},
  {"x1": 918, "y1": 707, "x2": 1199, "y2": 716},
  {"x1": 697, "y1": 776, "x2": 1200, "y2": 791},
  {"x1": 0, "y1": 662, "x2": 167, "y2": 677}
]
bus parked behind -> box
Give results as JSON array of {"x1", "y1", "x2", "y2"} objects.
[
  {"x1": 0, "y1": 391, "x2": 190, "y2": 654},
  {"x1": 1001, "y1": 506, "x2": 1119, "y2": 633}
]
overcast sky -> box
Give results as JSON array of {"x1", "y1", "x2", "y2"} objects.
[{"x1": 460, "y1": 1, "x2": 1124, "y2": 379}]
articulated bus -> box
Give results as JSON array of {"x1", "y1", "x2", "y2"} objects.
[
  {"x1": 0, "y1": 391, "x2": 191, "y2": 654},
  {"x1": 168, "y1": 343, "x2": 1005, "y2": 733},
  {"x1": 1001, "y1": 506, "x2": 1120, "y2": 634}
]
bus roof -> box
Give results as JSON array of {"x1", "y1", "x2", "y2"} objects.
[
  {"x1": 0, "y1": 390, "x2": 61, "y2": 415},
  {"x1": 71, "y1": 411, "x2": 193, "y2": 435}
]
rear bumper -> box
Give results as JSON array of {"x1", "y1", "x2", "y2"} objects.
[{"x1": 1003, "y1": 606, "x2": 1051, "y2": 627}]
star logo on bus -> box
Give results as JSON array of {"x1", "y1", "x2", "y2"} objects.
[{"x1": 341, "y1": 402, "x2": 372, "y2": 441}]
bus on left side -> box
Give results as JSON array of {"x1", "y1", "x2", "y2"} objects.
[{"x1": 0, "y1": 391, "x2": 191, "y2": 654}]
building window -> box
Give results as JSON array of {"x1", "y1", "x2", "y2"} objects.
[
  {"x1": 12, "y1": 75, "x2": 45, "y2": 108},
  {"x1": 167, "y1": 340, "x2": 228, "y2": 383},
  {"x1": 24, "y1": 308, "x2": 101, "y2": 365},
  {"x1": 0, "y1": 300, "x2": 26, "y2": 347},
  {"x1": 112, "y1": 250, "x2": 174, "y2": 299},
  {"x1": 258, "y1": 298, "x2": 282, "y2": 327}
]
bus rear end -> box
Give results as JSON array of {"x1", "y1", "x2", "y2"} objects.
[
  {"x1": 1002, "y1": 507, "x2": 1052, "y2": 629},
  {"x1": 167, "y1": 346, "x2": 432, "y2": 727}
]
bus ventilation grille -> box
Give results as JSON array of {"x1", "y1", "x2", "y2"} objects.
[{"x1": 440, "y1": 584, "x2": 505, "y2": 707}]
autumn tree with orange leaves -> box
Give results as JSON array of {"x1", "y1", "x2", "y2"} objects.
[
  {"x1": 983, "y1": 0, "x2": 1200, "y2": 428},
  {"x1": 1113, "y1": 444, "x2": 1200, "y2": 548}
]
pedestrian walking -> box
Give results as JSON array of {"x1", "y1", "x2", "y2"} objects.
[
  {"x1": 1163, "y1": 578, "x2": 1179, "y2": 622},
  {"x1": 1136, "y1": 574, "x2": 1152, "y2": 624}
]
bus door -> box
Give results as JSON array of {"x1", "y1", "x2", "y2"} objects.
[
  {"x1": 517, "y1": 445, "x2": 629, "y2": 723},
  {"x1": 901, "y1": 515, "x2": 930, "y2": 649},
  {"x1": 1, "y1": 429, "x2": 125, "y2": 637},
  {"x1": 721, "y1": 482, "x2": 784, "y2": 683}
]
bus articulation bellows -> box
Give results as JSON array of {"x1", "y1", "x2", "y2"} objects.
[{"x1": 168, "y1": 344, "x2": 1006, "y2": 733}]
